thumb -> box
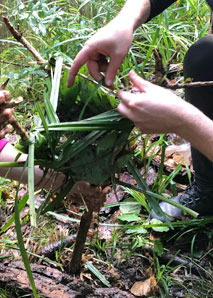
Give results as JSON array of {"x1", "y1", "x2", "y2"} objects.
[
  {"x1": 105, "y1": 55, "x2": 124, "y2": 88},
  {"x1": 129, "y1": 70, "x2": 150, "y2": 92}
]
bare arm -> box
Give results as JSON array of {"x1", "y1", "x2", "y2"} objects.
[
  {"x1": 0, "y1": 142, "x2": 62, "y2": 188},
  {"x1": 117, "y1": 71, "x2": 213, "y2": 161},
  {"x1": 68, "y1": 0, "x2": 151, "y2": 88},
  {"x1": 0, "y1": 143, "x2": 107, "y2": 206}
]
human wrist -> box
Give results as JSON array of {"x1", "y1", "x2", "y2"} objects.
[
  {"x1": 117, "y1": 0, "x2": 151, "y2": 30},
  {"x1": 174, "y1": 102, "x2": 208, "y2": 145}
]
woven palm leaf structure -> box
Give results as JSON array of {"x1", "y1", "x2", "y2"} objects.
[{"x1": 14, "y1": 58, "x2": 135, "y2": 214}]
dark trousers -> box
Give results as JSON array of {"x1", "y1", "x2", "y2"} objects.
[{"x1": 183, "y1": 35, "x2": 213, "y2": 186}]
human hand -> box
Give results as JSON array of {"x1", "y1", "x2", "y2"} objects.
[
  {"x1": 67, "y1": 19, "x2": 133, "y2": 89},
  {"x1": 117, "y1": 70, "x2": 187, "y2": 134},
  {"x1": 0, "y1": 90, "x2": 14, "y2": 138}
]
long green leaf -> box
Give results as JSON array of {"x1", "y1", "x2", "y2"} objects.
[
  {"x1": 14, "y1": 162, "x2": 38, "y2": 297},
  {"x1": 127, "y1": 159, "x2": 173, "y2": 229},
  {"x1": 41, "y1": 179, "x2": 74, "y2": 214},
  {"x1": 85, "y1": 262, "x2": 110, "y2": 287},
  {"x1": 78, "y1": 77, "x2": 104, "y2": 120},
  {"x1": 50, "y1": 57, "x2": 63, "y2": 113},
  {"x1": 44, "y1": 57, "x2": 62, "y2": 124},
  {"x1": 36, "y1": 103, "x2": 55, "y2": 157},
  {"x1": 28, "y1": 139, "x2": 36, "y2": 227}
]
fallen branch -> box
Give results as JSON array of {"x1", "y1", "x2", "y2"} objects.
[
  {"x1": 166, "y1": 80, "x2": 213, "y2": 90},
  {"x1": 40, "y1": 234, "x2": 76, "y2": 258},
  {"x1": 2, "y1": 16, "x2": 46, "y2": 65},
  {"x1": 0, "y1": 261, "x2": 80, "y2": 298},
  {"x1": 93, "y1": 288, "x2": 135, "y2": 298},
  {"x1": 143, "y1": 244, "x2": 207, "y2": 277},
  {"x1": 0, "y1": 59, "x2": 30, "y2": 67}
]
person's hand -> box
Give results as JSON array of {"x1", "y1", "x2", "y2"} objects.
[
  {"x1": 67, "y1": 18, "x2": 134, "y2": 89},
  {"x1": 117, "y1": 70, "x2": 188, "y2": 134},
  {"x1": 0, "y1": 90, "x2": 13, "y2": 138}
]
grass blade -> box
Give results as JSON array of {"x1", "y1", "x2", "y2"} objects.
[
  {"x1": 85, "y1": 261, "x2": 110, "y2": 287},
  {"x1": 28, "y1": 138, "x2": 36, "y2": 227},
  {"x1": 14, "y1": 162, "x2": 38, "y2": 298}
]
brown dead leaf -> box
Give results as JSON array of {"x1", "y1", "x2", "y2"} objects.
[
  {"x1": 98, "y1": 225, "x2": 114, "y2": 241},
  {"x1": 108, "y1": 267, "x2": 120, "y2": 280},
  {"x1": 130, "y1": 275, "x2": 157, "y2": 297},
  {"x1": 149, "y1": 233, "x2": 160, "y2": 241},
  {"x1": 165, "y1": 141, "x2": 192, "y2": 167}
]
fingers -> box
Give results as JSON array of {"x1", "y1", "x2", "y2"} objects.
[
  {"x1": 129, "y1": 70, "x2": 150, "y2": 92},
  {"x1": 105, "y1": 55, "x2": 124, "y2": 88},
  {"x1": 67, "y1": 48, "x2": 91, "y2": 87},
  {"x1": 0, "y1": 127, "x2": 9, "y2": 139},
  {"x1": 117, "y1": 90, "x2": 138, "y2": 121},
  {"x1": 0, "y1": 90, "x2": 11, "y2": 105},
  {"x1": 87, "y1": 60, "x2": 104, "y2": 82},
  {"x1": 0, "y1": 108, "x2": 14, "y2": 126},
  {"x1": 117, "y1": 89, "x2": 136, "y2": 105}
]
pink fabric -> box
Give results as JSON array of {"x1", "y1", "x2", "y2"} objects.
[{"x1": 0, "y1": 139, "x2": 8, "y2": 152}]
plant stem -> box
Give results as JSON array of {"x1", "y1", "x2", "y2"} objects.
[{"x1": 69, "y1": 210, "x2": 93, "y2": 274}]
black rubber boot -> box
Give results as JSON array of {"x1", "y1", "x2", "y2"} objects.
[
  {"x1": 149, "y1": 181, "x2": 213, "y2": 222},
  {"x1": 150, "y1": 35, "x2": 213, "y2": 222}
]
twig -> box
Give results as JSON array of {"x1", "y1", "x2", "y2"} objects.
[
  {"x1": 10, "y1": 117, "x2": 29, "y2": 140},
  {"x1": 165, "y1": 80, "x2": 213, "y2": 90},
  {"x1": 143, "y1": 244, "x2": 207, "y2": 277},
  {"x1": 2, "y1": 16, "x2": 46, "y2": 65},
  {"x1": 40, "y1": 235, "x2": 76, "y2": 258},
  {"x1": 0, "y1": 59, "x2": 30, "y2": 67}
]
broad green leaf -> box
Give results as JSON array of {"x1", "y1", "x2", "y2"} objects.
[
  {"x1": 126, "y1": 226, "x2": 147, "y2": 234},
  {"x1": 59, "y1": 69, "x2": 80, "y2": 107},
  {"x1": 150, "y1": 219, "x2": 170, "y2": 232},
  {"x1": 118, "y1": 214, "x2": 141, "y2": 222},
  {"x1": 120, "y1": 198, "x2": 141, "y2": 215}
]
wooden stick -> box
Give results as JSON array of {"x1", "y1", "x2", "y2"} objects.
[
  {"x1": 69, "y1": 210, "x2": 93, "y2": 274},
  {"x1": 165, "y1": 80, "x2": 213, "y2": 90},
  {"x1": 0, "y1": 59, "x2": 30, "y2": 67},
  {"x1": 10, "y1": 116, "x2": 30, "y2": 140},
  {"x1": 2, "y1": 16, "x2": 46, "y2": 65}
]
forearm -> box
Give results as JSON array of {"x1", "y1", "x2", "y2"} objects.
[
  {"x1": 115, "y1": 0, "x2": 151, "y2": 30},
  {"x1": 0, "y1": 143, "x2": 65, "y2": 190},
  {"x1": 176, "y1": 104, "x2": 213, "y2": 161},
  {"x1": 116, "y1": 0, "x2": 177, "y2": 30}
]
